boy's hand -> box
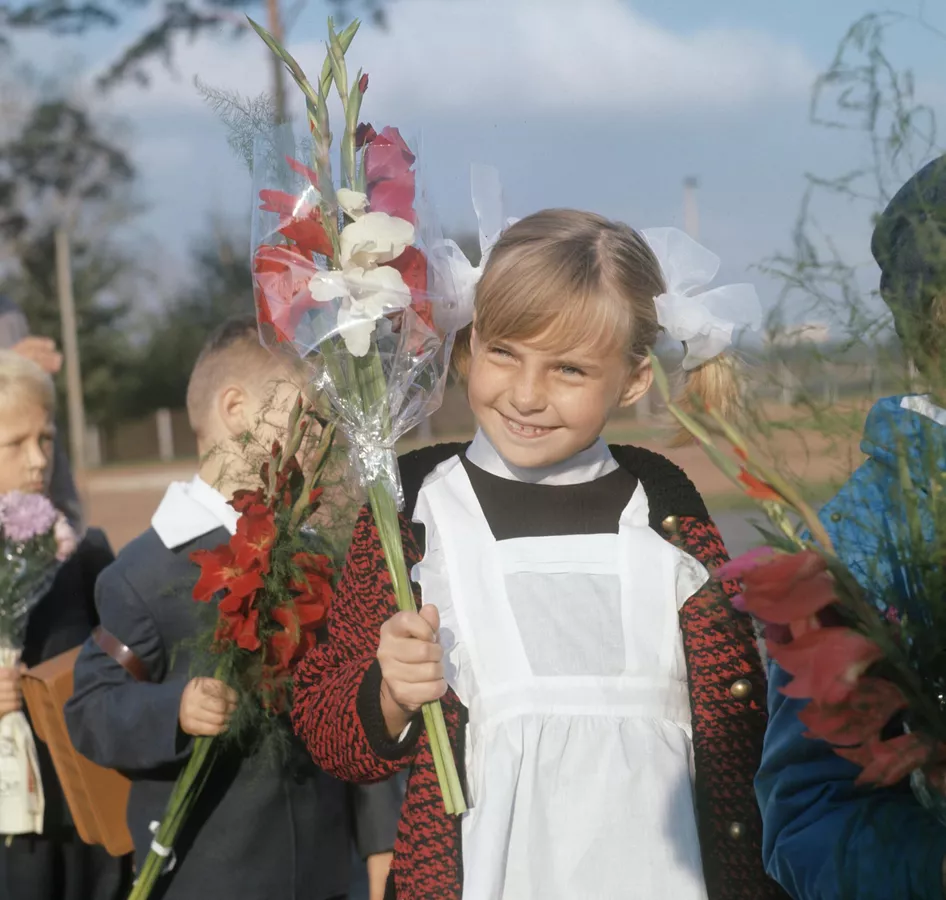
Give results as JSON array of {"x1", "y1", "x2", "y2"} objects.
[
  {"x1": 0, "y1": 666, "x2": 22, "y2": 717},
  {"x1": 377, "y1": 605, "x2": 446, "y2": 739},
  {"x1": 179, "y1": 677, "x2": 238, "y2": 737}
]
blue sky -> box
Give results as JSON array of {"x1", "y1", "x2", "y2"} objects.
[{"x1": 10, "y1": 0, "x2": 946, "y2": 319}]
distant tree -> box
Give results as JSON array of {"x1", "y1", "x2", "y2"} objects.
[
  {"x1": 0, "y1": 94, "x2": 140, "y2": 428},
  {"x1": 131, "y1": 222, "x2": 254, "y2": 414}
]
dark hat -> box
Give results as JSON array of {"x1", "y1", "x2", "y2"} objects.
[{"x1": 872, "y1": 154, "x2": 946, "y2": 348}]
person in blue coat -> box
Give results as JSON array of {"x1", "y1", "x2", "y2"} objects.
[{"x1": 756, "y1": 154, "x2": 946, "y2": 899}]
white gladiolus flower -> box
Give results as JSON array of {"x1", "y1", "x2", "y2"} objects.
[
  {"x1": 336, "y1": 188, "x2": 369, "y2": 219},
  {"x1": 339, "y1": 212, "x2": 415, "y2": 269},
  {"x1": 308, "y1": 265, "x2": 411, "y2": 357}
]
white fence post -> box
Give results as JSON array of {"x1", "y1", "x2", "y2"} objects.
[{"x1": 156, "y1": 408, "x2": 175, "y2": 462}]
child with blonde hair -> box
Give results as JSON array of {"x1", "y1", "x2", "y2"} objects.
[
  {"x1": 292, "y1": 205, "x2": 786, "y2": 899},
  {"x1": 0, "y1": 350, "x2": 129, "y2": 900}
]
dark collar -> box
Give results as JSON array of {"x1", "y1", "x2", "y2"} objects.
[{"x1": 398, "y1": 441, "x2": 708, "y2": 533}]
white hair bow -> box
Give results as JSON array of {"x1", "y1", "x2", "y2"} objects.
[
  {"x1": 641, "y1": 227, "x2": 762, "y2": 370},
  {"x1": 432, "y1": 164, "x2": 517, "y2": 332}
]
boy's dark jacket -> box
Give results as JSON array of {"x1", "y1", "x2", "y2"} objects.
[
  {"x1": 64, "y1": 524, "x2": 402, "y2": 900},
  {"x1": 24, "y1": 528, "x2": 113, "y2": 835},
  {"x1": 291, "y1": 443, "x2": 788, "y2": 900}
]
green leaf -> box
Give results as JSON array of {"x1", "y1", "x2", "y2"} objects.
[
  {"x1": 320, "y1": 18, "x2": 360, "y2": 99},
  {"x1": 326, "y1": 18, "x2": 350, "y2": 100},
  {"x1": 648, "y1": 351, "x2": 672, "y2": 401},
  {"x1": 246, "y1": 16, "x2": 321, "y2": 112}
]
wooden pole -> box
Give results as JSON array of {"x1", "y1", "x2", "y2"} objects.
[
  {"x1": 267, "y1": 0, "x2": 288, "y2": 124},
  {"x1": 54, "y1": 224, "x2": 86, "y2": 474}
]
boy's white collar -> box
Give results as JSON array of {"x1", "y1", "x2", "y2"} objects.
[
  {"x1": 151, "y1": 475, "x2": 239, "y2": 549},
  {"x1": 465, "y1": 429, "x2": 618, "y2": 486}
]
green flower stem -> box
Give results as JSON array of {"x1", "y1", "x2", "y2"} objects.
[
  {"x1": 353, "y1": 348, "x2": 467, "y2": 815},
  {"x1": 127, "y1": 735, "x2": 218, "y2": 899}
]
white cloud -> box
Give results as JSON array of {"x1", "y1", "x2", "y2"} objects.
[{"x1": 101, "y1": 0, "x2": 816, "y2": 120}]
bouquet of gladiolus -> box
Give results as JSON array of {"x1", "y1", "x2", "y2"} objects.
[
  {"x1": 0, "y1": 492, "x2": 77, "y2": 835},
  {"x1": 246, "y1": 17, "x2": 466, "y2": 814},
  {"x1": 128, "y1": 398, "x2": 337, "y2": 899},
  {"x1": 650, "y1": 356, "x2": 946, "y2": 818}
]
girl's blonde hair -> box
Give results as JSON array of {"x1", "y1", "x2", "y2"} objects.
[
  {"x1": 0, "y1": 350, "x2": 56, "y2": 416},
  {"x1": 452, "y1": 209, "x2": 740, "y2": 439}
]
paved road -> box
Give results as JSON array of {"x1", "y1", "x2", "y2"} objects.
[{"x1": 711, "y1": 510, "x2": 762, "y2": 558}]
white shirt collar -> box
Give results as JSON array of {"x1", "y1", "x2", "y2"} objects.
[
  {"x1": 901, "y1": 394, "x2": 946, "y2": 427},
  {"x1": 151, "y1": 475, "x2": 240, "y2": 550},
  {"x1": 465, "y1": 429, "x2": 619, "y2": 486}
]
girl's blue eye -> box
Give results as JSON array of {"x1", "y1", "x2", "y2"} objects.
[
  {"x1": 560, "y1": 365, "x2": 586, "y2": 377},
  {"x1": 489, "y1": 346, "x2": 513, "y2": 358}
]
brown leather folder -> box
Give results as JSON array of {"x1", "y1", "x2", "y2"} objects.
[{"x1": 21, "y1": 646, "x2": 133, "y2": 857}]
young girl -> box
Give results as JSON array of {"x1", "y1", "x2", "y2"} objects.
[
  {"x1": 292, "y1": 210, "x2": 784, "y2": 900},
  {"x1": 0, "y1": 350, "x2": 130, "y2": 900}
]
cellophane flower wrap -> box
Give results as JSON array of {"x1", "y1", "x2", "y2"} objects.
[
  {"x1": 0, "y1": 492, "x2": 77, "y2": 835},
  {"x1": 128, "y1": 401, "x2": 338, "y2": 899},
  {"x1": 247, "y1": 17, "x2": 466, "y2": 814},
  {"x1": 649, "y1": 354, "x2": 946, "y2": 832}
]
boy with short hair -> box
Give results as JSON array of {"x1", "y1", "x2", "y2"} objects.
[{"x1": 65, "y1": 316, "x2": 401, "y2": 900}]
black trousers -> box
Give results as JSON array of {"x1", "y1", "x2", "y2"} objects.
[{"x1": 0, "y1": 830, "x2": 131, "y2": 900}]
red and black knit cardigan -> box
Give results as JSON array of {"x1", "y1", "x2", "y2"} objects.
[{"x1": 292, "y1": 443, "x2": 786, "y2": 900}]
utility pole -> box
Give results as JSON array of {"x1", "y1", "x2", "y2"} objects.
[
  {"x1": 54, "y1": 221, "x2": 86, "y2": 475},
  {"x1": 683, "y1": 176, "x2": 700, "y2": 240},
  {"x1": 267, "y1": 0, "x2": 288, "y2": 123}
]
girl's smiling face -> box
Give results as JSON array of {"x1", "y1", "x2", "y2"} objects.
[
  {"x1": 0, "y1": 398, "x2": 55, "y2": 494},
  {"x1": 467, "y1": 327, "x2": 652, "y2": 469}
]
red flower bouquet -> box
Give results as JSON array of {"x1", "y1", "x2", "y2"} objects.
[
  {"x1": 246, "y1": 17, "x2": 466, "y2": 814},
  {"x1": 128, "y1": 399, "x2": 337, "y2": 899},
  {"x1": 650, "y1": 356, "x2": 946, "y2": 812}
]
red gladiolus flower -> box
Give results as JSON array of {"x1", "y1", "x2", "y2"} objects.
[
  {"x1": 359, "y1": 73, "x2": 369, "y2": 93},
  {"x1": 269, "y1": 605, "x2": 301, "y2": 673},
  {"x1": 191, "y1": 546, "x2": 265, "y2": 605},
  {"x1": 715, "y1": 547, "x2": 779, "y2": 582},
  {"x1": 737, "y1": 469, "x2": 784, "y2": 502},
  {"x1": 230, "y1": 487, "x2": 268, "y2": 516},
  {"x1": 771, "y1": 627, "x2": 884, "y2": 705},
  {"x1": 215, "y1": 602, "x2": 261, "y2": 652},
  {"x1": 232, "y1": 510, "x2": 277, "y2": 574},
  {"x1": 836, "y1": 733, "x2": 937, "y2": 787},
  {"x1": 365, "y1": 126, "x2": 415, "y2": 181},
  {"x1": 356, "y1": 122, "x2": 377, "y2": 149},
  {"x1": 259, "y1": 187, "x2": 333, "y2": 258},
  {"x1": 797, "y1": 677, "x2": 907, "y2": 746},
  {"x1": 368, "y1": 171, "x2": 417, "y2": 223},
  {"x1": 365, "y1": 126, "x2": 416, "y2": 223},
  {"x1": 254, "y1": 244, "x2": 319, "y2": 343},
  {"x1": 739, "y1": 551, "x2": 837, "y2": 625},
  {"x1": 284, "y1": 155, "x2": 320, "y2": 187}
]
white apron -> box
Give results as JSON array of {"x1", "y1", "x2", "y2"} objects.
[{"x1": 413, "y1": 455, "x2": 710, "y2": 900}]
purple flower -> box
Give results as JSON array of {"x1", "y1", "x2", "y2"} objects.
[{"x1": 0, "y1": 492, "x2": 58, "y2": 543}]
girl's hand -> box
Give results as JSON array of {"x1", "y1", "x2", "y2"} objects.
[
  {"x1": 54, "y1": 514, "x2": 78, "y2": 561},
  {"x1": 0, "y1": 666, "x2": 23, "y2": 717},
  {"x1": 377, "y1": 605, "x2": 446, "y2": 739}
]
